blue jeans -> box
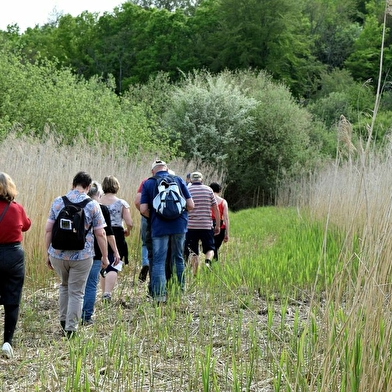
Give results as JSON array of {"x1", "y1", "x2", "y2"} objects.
[
  {"x1": 142, "y1": 246, "x2": 149, "y2": 266},
  {"x1": 151, "y1": 233, "x2": 185, "y2": 301},
  {"x1": 141, "y1": 216, "x2": 149, "y2": 267},
  {"x1": 82, "y1": 259, "x2": 101, "y2": 321}
]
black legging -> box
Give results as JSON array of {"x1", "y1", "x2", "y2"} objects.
[
  {"x1": 4, "y1": 304, "x2": 19, "y2": 345},
  {"x1": 213, "y1": 227, "x2": 226, "y2": 261}
]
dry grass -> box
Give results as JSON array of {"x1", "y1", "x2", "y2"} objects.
[
  {"x1": 0, "y1": 134, "x2": 316, "y2": 392},
  {"x1": 5, "y1": 132, "x2": 392, "y2": 391},
  {"x1": 1, "y1": 133, "x2": 220, "y2": 288},
  {"x1": 0, "y1": 269, "x2": 312, "y2": 392},
  {"x1": 279, "y1": 145, "x2": 392, "y2": 391}
]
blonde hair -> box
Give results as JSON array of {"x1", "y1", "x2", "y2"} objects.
[
  {"x1": 0, "y1": 172, "x2": 18, "y2": 202},
  {"x1": 102, "y1": 175, "x2": 120, "y2": 194}
]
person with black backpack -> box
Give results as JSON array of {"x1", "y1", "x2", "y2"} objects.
[
  {"x1": 140, "y1": 160, "x2": 194, "y2": 304},
  {"x1": 44, "y1": 171, "x2": 109, "y2": 338}
]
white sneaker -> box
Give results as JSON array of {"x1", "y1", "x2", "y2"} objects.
[{"x1": 1, "y1": 342, "x2": 14, "y2": 359}]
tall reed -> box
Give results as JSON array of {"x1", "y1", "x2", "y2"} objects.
[
  {"x1": 1, "y1": 132, "x2": 218, "y2": 288},
  {"x1": 279, "y1": 143, "x2": 392, "y2": 390}
]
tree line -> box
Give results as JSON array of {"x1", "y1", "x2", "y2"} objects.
[{"x1": 2, "y1": 0, "x2": 390, "y2": 98}]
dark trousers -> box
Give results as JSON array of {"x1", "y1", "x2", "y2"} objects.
[{"x1": 0, "y1": 243, "x2": 25, "y2": 345}]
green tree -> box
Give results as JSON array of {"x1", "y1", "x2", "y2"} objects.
[
  {"x1": 307, "y1": 68, "x2": 375, "y2": 128},
  {"x1": 163, "y1": 70, "x2": 257, "y2": 171},
  {"x1": 304, "y1": 0, "x2": 361, "y2": 69},
  {"x1": 199, "y1": 0, "x2": 322, "y2": 97},
  {"x1": 345, "y1": 13, "x2": 385, "y2": 81},
  {"x1": 131, "y1": 0, "x2": 202, "y2": 14},
  {"x1": 227, "y1": 70, "x2": 326, "y2": 208},
  {"x1": 345, "y1": 0, "x2": 392, "y2": 84}
]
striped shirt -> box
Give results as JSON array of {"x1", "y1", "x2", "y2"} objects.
[{"x1": 188, "y1": 183, "x2": 217, "y2": 230}]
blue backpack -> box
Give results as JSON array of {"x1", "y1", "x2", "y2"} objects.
[{"x1": 152, "y1": 175, "x2": 186, "y2": 220}]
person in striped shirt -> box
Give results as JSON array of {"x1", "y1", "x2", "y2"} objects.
[{"x1": 185, "y1": 172, "x2": 220, "y2": 275}]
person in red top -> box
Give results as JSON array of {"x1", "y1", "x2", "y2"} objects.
[
  {"x1": 209, "y1": 183, "x2": 230, "y2": 262},
  {"x1": 0, "y1": 172, "x2": 31, "y2": 359}
]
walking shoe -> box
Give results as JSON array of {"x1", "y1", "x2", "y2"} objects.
[
  {"x1": 65, "y1": 330, "x2": 76, "y2": 339},
  {"x1": 81, "y1": 318, "x2": 94, "y2": 326},
  {"x1": 138, "y1": 265, "x2": 149, "y2": 282},
  {"x1": 205, "y1": 259, "x2": 212, "y2": 268},
  {"x1": 1, "y1": 342, "x2": 14, "y2": 359},
  {"x1": 102, "y1": 292, "x2": 112, "y2": 302}
]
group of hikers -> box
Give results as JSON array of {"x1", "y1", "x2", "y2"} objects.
[{"x1": 0, "y1": 160, "x2": 229, "y2": 358}]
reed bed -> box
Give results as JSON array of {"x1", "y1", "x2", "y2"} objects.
[
  {"x1": 0, "y1": 133, "x2": 387, "y2": 391},
  {"x1": 279, "y1": 146, "x2": 392, "y2": 391}
]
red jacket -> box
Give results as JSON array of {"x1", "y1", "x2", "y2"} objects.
[{"x1": 0, "y1": 200, "x2": 31, "y2": 243}]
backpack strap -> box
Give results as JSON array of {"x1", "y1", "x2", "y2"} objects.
[
  {"x1": 151, "y1": 174, "x2": 175, "y2": 182},
  {"x1": 61, "y1": 196, "x2": 93, "y2": 232},
  {"x1": 0, "y1": 202, "x2": 10, "y2": 224},
  {"x1": 62, "y1": 196, "x2": 92, "y2": 207}
]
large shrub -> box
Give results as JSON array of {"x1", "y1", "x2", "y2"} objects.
[{"x1": 163, "y1": 69, "x2": 329, "y2": 209}]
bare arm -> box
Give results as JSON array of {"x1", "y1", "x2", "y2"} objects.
[
  {"x1": 45, "y1": 221, "x2": 53, "y2": 252},
  {"x1": 44, "y1": 221, "x2": 54, "y2": 269},
  {"x1": 186, "y1": 198, "x2": 195, "y2": 212},
  {"x1": 212, "y1": 204, "x2": 220, "y2": 235},
  {"x1": 134, "y1": 192, "x2": 141, "y2": 211},
  {"x1": 140, "y1": 203, "x2": 149, "y2": 218},
  {"x1": 107, "y1": 234, "x2": 121, "y2": 265},
  {"x1": 122, "y1": 206, "x2": 133, "y2": 237},
  {"x1": 94, "y1": 227, "x2": 109, "y2": 269}
]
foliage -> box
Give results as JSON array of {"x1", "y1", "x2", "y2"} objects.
[
  {"x1": 131, "y1": 0, "x2": 202, "y2": 14},
  {"x1": 307, "y1": 69, "x2": 375, "y2": 128},
  {"x1": 344, "y1": 13, "x2": 386, "y2": 82},
  {"x1": 304, "y1": 0, "x2": 361, "y2": 69},
  {"x1": 124, "y1": 72, "x2": 180, "y2": 154},
  {"x1": 353, "y1": 109, "x2": 392, "y2": 143},
  {"x1": 0, "y1": 49, "x2": 174, "y2": 155},
  {"x1": 163, "y1": 69, "x2": 330, "y2": 209},
  {"x1": 163, "y1": 69, "x2": 257, "y2": 170},
  {"x1": 0, "y1": 0, "x2": 385, "y2": 100},
  {"x1": 199, "y1": 0, "x2": 323, "y2": 97}
]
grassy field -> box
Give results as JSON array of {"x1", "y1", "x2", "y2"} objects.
[{"x1": 1, "y1": 135, "x2": 392, "y2": 391}]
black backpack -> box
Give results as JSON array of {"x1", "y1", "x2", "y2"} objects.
[
  {"x1": 51, "y1": 196, "x2": 92, "y2": 250},
  {"x1": 152, "y1": 175, "x2": 186, "y2": 220}
]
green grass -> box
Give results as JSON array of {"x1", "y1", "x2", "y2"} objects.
[
  {"x1": 228, "y1": 207, "x2": 348, "y2": 299},
  {"x1": 1, "y1": 205, "x2": 356, "y2": 391}
]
